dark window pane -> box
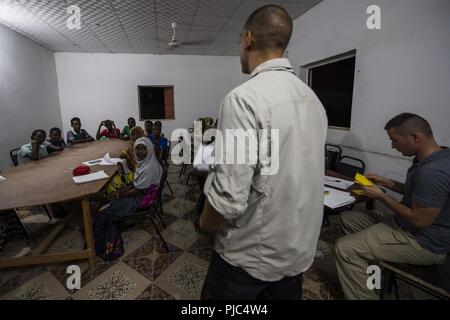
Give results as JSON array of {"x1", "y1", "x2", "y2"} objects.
[
  {"x1": 309, "y1": 57, "x2": 355, "y2": 128},
  {"x1": 138, "y1": 86, "x2": 174, "y2": 119}
]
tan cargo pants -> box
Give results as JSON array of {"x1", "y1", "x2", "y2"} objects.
[{"x1": 335, "y1": 210, "x2": 446, "y2": 299}]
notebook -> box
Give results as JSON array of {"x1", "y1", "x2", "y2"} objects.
[
  {"x1": 72, "y1": 170, "x2": 110, "y2": 184},
  {"x1": 324, "y1": 187, "x2": 356, "y2": 209},
  {"x1": 324, "y1": 175, "x2": 354, "y2": 189}
]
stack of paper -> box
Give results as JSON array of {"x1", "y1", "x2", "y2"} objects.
[
  {"x1": 324, "y1": 187, "x2": 356, "y2": 209},
  {"x1": 324, "y1": 175, "x2": 354, "y2": 189},
  {"x1": 73, "y1": 170, "x2": 110, "y2": 184}
]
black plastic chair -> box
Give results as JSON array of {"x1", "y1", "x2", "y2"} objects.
[
  {"x1": 10, "y1": 147, "x2": 20, "y2": 167},
  {"x1": 323, "y1": 155, "x2": 365, "y2": 226},
  {"x1": 336, "y1": 156, "x2": 366, "y2": 177},
  {"x1": 325, "y1": 144, "x2": 342, "y2": 171},
  {"x1": 120, "y1": 168, "x2": 170, "y2": 252}
]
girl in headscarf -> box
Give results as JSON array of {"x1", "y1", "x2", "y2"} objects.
[
  {"x1": 104, "y1": 126, "x2": 146, "y2": 195},
  {"x1": 120, "y1": 126, "x2": 145, "y2": 171},
  {"x1": 94, "y1": 137, "x2": 163, "y2": 261}
]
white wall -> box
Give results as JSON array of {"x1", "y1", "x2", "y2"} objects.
[
  {"x1": 55, "y1": 53, "x2": 244, "y2": 141},
  {"x1": 287, "y1": 0, "x2": 450, "y2": 182},
  {"x1": 0, "y1": 23, "x2": 62, "y2": 170}
]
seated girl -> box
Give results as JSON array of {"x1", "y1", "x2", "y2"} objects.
[
  {"x1": 94, "y1": 137, "x2": 163, "y2": 261},
  {"x1": 104, "y1": 126, "x2": 146, "y2": 195}
]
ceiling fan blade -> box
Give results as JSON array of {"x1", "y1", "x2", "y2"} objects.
[{"x1": 182, "y1": 37, "x2": 214, "y2": 46}]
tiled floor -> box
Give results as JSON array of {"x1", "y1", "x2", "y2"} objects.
[{"x1": 0, "y1": 164, "x2": 425, "y2": 300}]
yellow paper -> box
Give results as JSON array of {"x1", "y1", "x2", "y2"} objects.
[
  {"x1": 354, "y1": 173, "x2": 374, "y2": 186},
  {"x1": 352, "y1": 189, "x2": 365, "y2": 196}
]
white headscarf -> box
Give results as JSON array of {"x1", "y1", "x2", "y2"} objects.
[{"x1": 133, "y1": 137, "x2": 163, "y2": 190}]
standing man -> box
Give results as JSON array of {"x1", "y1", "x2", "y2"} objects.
[
  {"x1": 335, "y1": 113, "x2": 449, "y2": 299},
  {"x1": 199, "y1": 5, "x2": 327, "y2": 300}
]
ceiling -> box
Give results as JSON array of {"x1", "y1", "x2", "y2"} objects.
[{"x1": 0, "y1": 0, "x2": 322, "y2": 56}]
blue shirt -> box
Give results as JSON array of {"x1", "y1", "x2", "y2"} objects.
[
  {"x1": 148, "y1": 134, "x2": 169, "y2": 152},
  {"x1": 395, "y1": 148, "x2": 450, "y2": 254}
]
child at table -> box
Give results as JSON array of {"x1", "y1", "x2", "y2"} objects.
[
  {"x1": 120, "y1": 117, "x2": 136, "y2": 140},
  {"x1": 93, "y1": 137, "x2": 162, "y2": 261},
  {"x1": 17, "y1": 129, "x2": 48, "y2": 165},
  {"x1": 67, "y1": 117, "x2": 95, "y2": 146},
  {"x1": 45, "y1": 127, "x2": 67, "y2": 154},
  {"x1": 96, "y1": 120, "x2": 120, "y2": 140}
]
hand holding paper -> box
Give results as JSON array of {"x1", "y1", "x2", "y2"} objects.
[{"x1": 354, "y1": 173, "x2": 374, "y2": 186}]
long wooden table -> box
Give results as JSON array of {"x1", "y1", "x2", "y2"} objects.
[{"x1": 0, "y1": 139, "x2": 128, "y2": 271}]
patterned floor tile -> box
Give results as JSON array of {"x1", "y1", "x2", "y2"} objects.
[
  {"x1": 47, "y1": 230, "x2": 85, "y2": 254},
  {"x1": 154, "y1": 252, "x2": 209, "y2": 300},
  {"x1": 186, "y1": 235, "x2": 214, "y2": 262},
  {"x1": 0, "y1": 240, "x2": 31, "y2": 258},
  {"x1": 72, "y1": 262, "x2": 151, "y2": 300},
  {"x1": 0, "y1": 265, "x2": 47, "y2": 297},
  {"x1": 137, "y1": 284, "x2": 176, "y2": 300},
  {"x1": 163, "y1": 184, "x2": 191, "y2": 198},
  {"x1": 184, "y1": 188, "x2": 202, "y2": 202},
  {"x1": 161, "y1": 219, "x2": 199, "y2": 250},
  {"x1": 0, "y1": 271, "x2": 70, "y2": 300},
  {"x1": 163, "y1": 198, "x2": 197, "y2": 218},
  {"x1": 121, "y1": 228, "x2": 153, "y2": 260}
]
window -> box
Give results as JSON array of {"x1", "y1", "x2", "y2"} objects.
[
  {"x1": 306, "y1": 52, "x2": 356, "y2": 129},
  {"x1": 138, "y1": 85, "x2": 174, "y2": 120}
]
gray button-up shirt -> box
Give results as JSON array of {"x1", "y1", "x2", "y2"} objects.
[{"x1": 204, "y1": 58, "x2": 328, "y2": 281}]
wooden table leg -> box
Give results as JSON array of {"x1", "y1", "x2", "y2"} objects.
[{"x1": 81, "y1": 197, "x2": 97, "y2": 271}]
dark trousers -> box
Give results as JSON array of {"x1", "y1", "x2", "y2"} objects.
[{"x1": 201, "y1": 251, "x2": 303, "y2": 300}]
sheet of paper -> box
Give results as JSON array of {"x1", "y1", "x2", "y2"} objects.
[
  {"x1": 72, "y1": 170, "x2": 110, "y2": 184},
  {"x1": 0, "y1": 175, "x2": 6, "y2": 182},
  {"x1": 82, "y1": 153, "x2": 123, "y2": 166},
  {"x1": 324, "y1": 186, "x2": 356, "y2": 209},
  {"x1": 82, "y1": 158, "x2": 103, "y2": 166},
  {"x1": 324, "y1": 175, "x2": 354, "y2": 189}
]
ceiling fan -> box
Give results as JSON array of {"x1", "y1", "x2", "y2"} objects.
[
  {"x1": 168, "y1": 22, "x2": 181, "y2": 48},
  {"x1": 166, "y1": 22, "x2": 213, "y2": 49}
]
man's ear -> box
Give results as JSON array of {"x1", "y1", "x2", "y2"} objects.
[
  {"x1": 242, "y1": 30, "x2": 254, "y2": 49},
  {"x1": 411, "y1": 132, "x2": 421, "y2": 143}
]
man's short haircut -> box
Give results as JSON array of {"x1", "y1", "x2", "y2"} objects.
[
  {"x1": 154, "y1": 121, "x2": 162, "y2": 127},
  {"x1": 50, "y1": 127, "x2": 61, "y2": 134},
  {"x1": 71, "y1": 117, "x2": 80, "y2": 124},
  {"x1": 145, "y1": 120, "x2": 153, "y2": 125},
  {"x1": 128, "y1": 117, "x2": 135, "y2": 122},
  {"x1": 243, "y1": 5, "x2": 293, "y2": 51},
  {"x1": 31, "y1": 129, "x2": 46, "y2": 138},
  {"x1": 384, "y1": 113, "x2": 433, "y2": 138}
]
